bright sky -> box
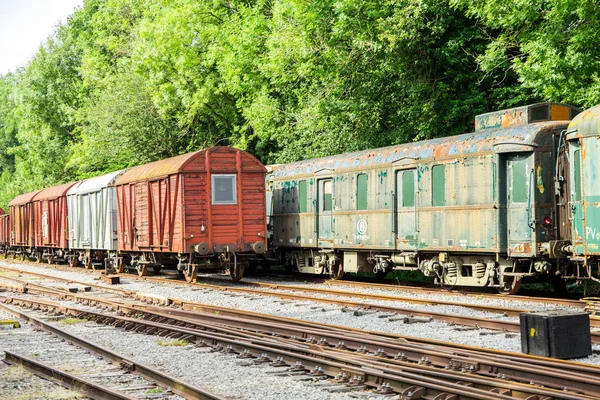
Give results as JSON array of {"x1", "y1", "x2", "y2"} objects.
[{"x1": 0, "y1": 0, "x2": 83, "y2": 75}]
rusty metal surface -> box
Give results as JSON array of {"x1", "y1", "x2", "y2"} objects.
[
  {"x1": 115, "y1": 151, "x2": 203, "y2": 184},
  {"x1": 33, "y1": 181, "x2": 78, "y2": 201},
  {"x1": 567, "y1": 103, "x2": 600, "y2": 138},
  {"x1": 8, "y1": 189, "x2": 42, "y2": 206},
  {"x1": 116, "y1": 147, "x2": 267, "y2": 255},
  {"x1": 270, "y1": 121, "x2": 568, "y2": 180},
  {"x1": 475, "y1": 103, "x2": 579, "y2": 131}
]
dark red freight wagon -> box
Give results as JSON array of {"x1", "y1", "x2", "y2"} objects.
[
  {"x1": 8, "y1": 189, "x2": 42, "y2": 258},
  {"x1": 32, "y1": 181, "x2": 78, "y2": 263},
  {"x1": 0, "y1": 208, "x2": 9, "y2": 254},
  {"x1": 113, "y1": 147, "x2": 267, "y2": 282}
]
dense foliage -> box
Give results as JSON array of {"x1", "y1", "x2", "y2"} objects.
[{"x1": 0, "y1": 0, "x2": 597, "y2": 209}]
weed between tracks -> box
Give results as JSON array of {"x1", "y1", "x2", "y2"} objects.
[
  {"x1": 156, "y1": 339, "x2": 189, "y2": 347},
  {"x1": 59, "y1": 318, "x2": 87, "y2": 325}
]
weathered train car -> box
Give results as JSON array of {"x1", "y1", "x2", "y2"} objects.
[
  {"x1": 66, "y1": 170, "x2": 125, "y2": 269},
  {"x1": 0, "y1": 209, "x2": 9, "y2": 253},
  {"x1": 8, "y1": 189, "x2": 42, "y2": 258},
  {"x1": 269, "y1": 103, "x2": 580, "y2": 293},
  {"x1": 563, "y1": 104, "x2": 600, "y2": 279},
  {"x1": 114, "y1": 147, "x2": 267, "y2": 282},
  {"x1": 32, "y1": 181, "x2": 78, "y2": 262}
]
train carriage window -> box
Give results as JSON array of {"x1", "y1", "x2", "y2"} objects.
[
  {"x1": 511, "y1": 158, "x2": 528, "y2": 203},
  {"x1": 402, "y1": 170, "x2": 415, "y2": 207},
  {"x1": 212, "y1": 174, "x2": 237, "y2": 204},
  {"x1": 298, "y1": 180, "x2": 307, "y2": 213},
  {"x1": 574, "y1": 149, "x2": 582, "y2": 201},
  {"x1": 432, "y1": 165, "x2": 445, "y2": 206},
  {"x1": 322, "y1": 180, "x2": 333, "y2": 211},
  {"x1": 357, "y1": 173, "x2": 368, "y2": 210}
]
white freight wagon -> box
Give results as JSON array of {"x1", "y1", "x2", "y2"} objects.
[{"x1": 66, "y1": 170, "x2": 125, "y2": 269}]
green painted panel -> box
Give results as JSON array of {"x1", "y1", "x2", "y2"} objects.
[
  {"x1": 298, "y1": 180, "x2": 307, "y2": 213},
  {"x1": 357, "y1": 173, "x2": 368, "y2": 210},
  {"x1": 402, "y1": 170, "x2": 414, "y2": 207},
  {"x1": 432, "y1": 165, "x2": 445, "y2": 206}
]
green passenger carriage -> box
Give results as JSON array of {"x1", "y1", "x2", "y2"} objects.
[{"x1": 269, "y1": 103, "x2": 581, "y2": 293}]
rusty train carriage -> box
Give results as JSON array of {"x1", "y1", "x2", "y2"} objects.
[
  {"x1": 114, "y1": 147, "x2": 267, "y2": 282},
  {"x1": 0, "y1": 209, "x2": 9, "y2": 251},
  {"x1": 565, "y1": 104, "x2": 600, "y2": 272},
  {"x1": 270, "y1": 103, "x2": 581, "y2": 292},
  {"x1": 7, "y1": 190, "x2": 42, "y2": 258},
  {"x1": 32, "y1": 181, "x2": 79, "y2": 263}
]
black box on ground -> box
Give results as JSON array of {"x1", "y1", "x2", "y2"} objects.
[{"x1": 520, "y1": 310, "x2": 591, "y2": 359}]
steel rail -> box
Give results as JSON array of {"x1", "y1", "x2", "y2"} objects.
[
  {"x1": 0, "y1": 301, "x2": 224, "y2": 400},
  {"x1": 3, "y1": 295, "x2": 599, "y2": 399},
  {"x1": 3, "y1": 351, "x2": 137, "y2": 400},
  {"x1": 0, "y1": 296, "x2": 573, "y2": 400}
]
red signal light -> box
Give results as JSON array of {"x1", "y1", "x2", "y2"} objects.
[{"x1": 542, "y1": 216, "x2": 552, "y2": 226}]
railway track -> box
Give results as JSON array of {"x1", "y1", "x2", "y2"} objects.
[
  {"x1": 1, "y1": 286, "x2": 600, "y2": 399},
  {"x1": 0, "y1": 262, "x2": 598, "y2": 341},
  {"x1": 0, "y1": 301, "x2": 221, "y2": 400}
]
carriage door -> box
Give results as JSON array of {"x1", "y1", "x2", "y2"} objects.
[
  {"x1": 395, "y1": 169, "x2": 418, "y2": 250},
  {"x1": 506, "y1": 154, "x2": 534, "y2": 256},
  {"x1": 317, "y1": 178, "x2": 334, "y2": 246},
  {"x1": 569, "y1": 140, "x2": 585, "y2": 254}
]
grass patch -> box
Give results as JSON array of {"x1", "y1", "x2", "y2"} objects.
[
  {"x1": 59, "y1": 318, "x2": 87, "y2": 325},
  {"x1": 156, "y1": 338, "x2": 188, "y2": 347},
  {"x1": 145, "y1": 388, "x2": 163, "y2": 394}
]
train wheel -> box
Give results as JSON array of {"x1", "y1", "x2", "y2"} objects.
[
  {"x1": 497, "y1": 277, "x2": 521, "y2": 295},
  {"x1": 229, "y1": 253, "x2": 245, "y2": 282},
  {"x1": 84, "y1": 259, "x2": 93, "y2": 269},
  {"x1": 183, "y1": 265, "x2": 197, "y2": 283},
  {"x1": 36, "y1": 253, "x2": 43, "y2": 263},
  {"x1": 152, "y1": 265, "x2": 162, "y2": 275},
  {"x1": 137, "y1": 264, "x2": 148, "y2": 277},
  {"x1": 69, "y1": 256, "x2": 77, "y2": 268},
  {"x1": 20, "y1": 253, "x2": 26, "y2": 261},
  {"x1": 329, "y1": 258, "x2": 344, "y2": 280},
  {"x1": 47, "y1": 256, "x2": 54, "y2": 264}
]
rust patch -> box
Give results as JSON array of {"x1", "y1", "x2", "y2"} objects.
[{"x1": 510, "y1": 242, "x2": 532, "y2": 254}]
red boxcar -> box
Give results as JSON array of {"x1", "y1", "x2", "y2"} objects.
[
  {"x1": 32, "y1": 181, "x2": 78, "y2": 262},
  {"x1": 8, "y1": 190, "x2": 42, "y2": 258},
  {"x1": 114, "y1": 147, "x2": 267, "y2": 281},
  {"x1": 0, "y1": 208, "x2": 9, "y2": 253}
]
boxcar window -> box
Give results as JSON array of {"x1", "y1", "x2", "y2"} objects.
[
  {"x1": 432, "y1": 165, "x2": 445, "y2": 206},
  {"x1": 357, "y1": 173, "x2": 368, "y2": 210},
  {"x1": 322, "y1": 180, "x2": 332, "y2": 211},
  {"x1": 298, "y1": 180, "x2": 307, "y2": 213},
  {"x1": 574, "y1": 149, "x2": 582, "y2": 201},
  {"x1": 212, "y1": 174, "x2": 237, "y2": 204},
  {"x1": 511, "y1": 159, "x2": 528, "y2": 203},
  {"x1": 402, "y1": 170, "x2": 415, "y2": 207}
]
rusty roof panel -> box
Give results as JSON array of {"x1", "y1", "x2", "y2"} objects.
[
  {"x1": 9, "y1": 189, "x2": 43, "y2": 206},
  {"x1": 34, "y1": 181, "x2": 79, "y2": 202},
  {"x1": 115, "y1": 151, "x2": 203, "y2": 185},
  {"x1": 271, "y1": 120, "x2": 569, "y2": 179},
  {"x1": 567, "y1": 103, "x2": 600, "y2": 138},
  {"x1": 475, "y1": 103, "x2": 580, "y2": 131}
]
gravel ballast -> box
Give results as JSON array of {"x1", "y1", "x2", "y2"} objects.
[{"x1": 1, "y1": 259, "x2": 599, "y2": 370}]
